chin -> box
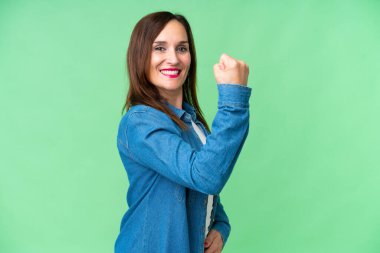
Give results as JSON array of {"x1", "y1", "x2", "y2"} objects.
[{"x1": 157, "y1": 83, "x2": 183, "y2": 92}]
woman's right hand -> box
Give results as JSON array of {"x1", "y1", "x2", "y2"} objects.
[{"x1": 213, "y1": 53, "x2": 250, "y2": 86}]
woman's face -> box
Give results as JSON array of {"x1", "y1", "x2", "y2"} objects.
[{"x1": 148, "y1": 20, "x2": 191, "y2": 98}]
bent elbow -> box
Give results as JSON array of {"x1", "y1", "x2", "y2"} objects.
[
  {"x1": 201, "y1": 177, "x2": 226, "y2": 195},
  {"x1": 192, "y1": 163, "x2": 230, "y2": 195}
]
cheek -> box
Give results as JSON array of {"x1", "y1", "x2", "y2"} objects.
[
  {"x1": 150, "y1": 54, "x2": 162, "y2": 69},
  {"x1": 147, "y1": 60, "x2": 158, "y2": 80},
  {"x1": 149, "y1": 61, "x2": 156, "y2": 71},
  {"x1": 183, "y1": 55, "x2": 191, "y2": 68}
]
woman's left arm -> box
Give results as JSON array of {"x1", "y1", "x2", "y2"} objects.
[{"x1": 211, "y1": 196, "x2": 231, "y2": 247}]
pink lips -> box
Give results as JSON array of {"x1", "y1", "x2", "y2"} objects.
[{"x1": 160, "y1": 68, "x2": 181, "y2": 78}]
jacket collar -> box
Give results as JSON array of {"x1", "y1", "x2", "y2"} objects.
[{"x1": 165, "y1": 100, "x2": 197, "y2": 121}]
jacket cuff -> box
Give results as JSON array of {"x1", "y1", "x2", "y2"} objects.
[
  {"x1": 211, "y1": 221, "x2": 231, "y2": 248},
  {"x1": 217, "y1": 84, "x2": 252, "y2": 107}
]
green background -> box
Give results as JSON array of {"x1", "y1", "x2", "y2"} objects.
[{"x1": 1, "y1": 1, "x2": 380, "y2": 252}]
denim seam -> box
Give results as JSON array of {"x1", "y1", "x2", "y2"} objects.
[
  {"x1": 143, "y1": 189, "x2": 149, "y2": 252},
  {"x1": 124, "y1": 110, "x2": 148, "y2": 161},
  {"x1": 218, "y1": 102, "x2": 250, "y2": 108},
  {"x1": 125, "y1": 108, "x2": 183, "y2": 164},
  {"x1": 117, "y1": 138, "x2": 128, "y2": 152}
]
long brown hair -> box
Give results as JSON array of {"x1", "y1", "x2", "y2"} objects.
[{"x1": 122, "y1": 11, "x2": 210, "y2": 132}]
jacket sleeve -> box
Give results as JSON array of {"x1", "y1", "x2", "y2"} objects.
[
  {"x1": 211, "y1": 195, "x2": 231, "y2": 247},
  {"x1": 119, "y1": 84, "x2": 252, "y2": 195}
]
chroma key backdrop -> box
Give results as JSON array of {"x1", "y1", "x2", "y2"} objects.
[{"x1": 1, "y1": 1, "x2": 379, "y2": 252}]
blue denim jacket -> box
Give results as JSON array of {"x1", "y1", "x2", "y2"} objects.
[{"x1": 115, "y1": 84, "x2": 252, "y2": 253}]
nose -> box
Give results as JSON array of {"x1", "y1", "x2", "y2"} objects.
[{"x1": 166, "y1": 48, "x2": 179, "y2": 64}]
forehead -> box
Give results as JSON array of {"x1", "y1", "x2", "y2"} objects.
[{"x1": 154, "y1": 20, "x2": 188, "y2": 42}]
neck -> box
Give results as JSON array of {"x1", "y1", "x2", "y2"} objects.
[{"x1": 160, "y1": 89, "x2": 183, "y2": 109}]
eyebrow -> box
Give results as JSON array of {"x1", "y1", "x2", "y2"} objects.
[{"x1": 153, "y1": 41, "x2": 189, "y2": 45}]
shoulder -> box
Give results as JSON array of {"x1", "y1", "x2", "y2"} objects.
[{"x1": 118, "y1": 104, "x2": 181, "y2": 139}]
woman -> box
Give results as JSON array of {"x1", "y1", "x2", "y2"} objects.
[{"x1": 115, "y1": 11, "x2": 251, "y2": 253}]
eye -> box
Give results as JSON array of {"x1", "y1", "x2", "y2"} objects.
[
  {"x1": 177, "y1": 46, "x2": 189, "y2": 53},
  {"x1": 154, "y1": 46, "x2": 165, "y2": 52}
]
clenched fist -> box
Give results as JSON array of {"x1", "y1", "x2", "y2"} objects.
[{"x1": 213, "y1": 53, "x2": 249, "y2": 86}]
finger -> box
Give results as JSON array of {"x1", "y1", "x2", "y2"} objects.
[
  {"x1": 205, "y1": 231, "x2": 219, "y2": 249},
  {"x1": 213, "y1": 64, "x2": 219, "y2": 73},
  {"x1": 213, "y1": 63, "x2": 225, "y2": 72},
  {"x1": 206, "y1": 230, "x2": 223, "y2": 252},
  {"x1": 219, "y1": 53, "x2": 233, "y2": 66},
  {"x1": 204, "y1": 234, "x2": 214, "y2": 248},
  {"x1": 204, "y1": 235, "x2": 214, "y2": 248},
  {"x1": 220, "y1": 52, "x2": 233, "y2": 61},
  {"x1": 204, "y1": 243, "x2": 215, "y2": 253},
  {"x1": 219, "y1": 53, "x2": 228, "y2": 63},
  {"x1": 224, "y1": 55, "x2": 239, "y2": 70},
  {"x1": 205, "y1": 229, "x2": 218, "y2": 240},
  {"x1": 204, "y1": 240, "x2": 219, "y2": 253}
]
